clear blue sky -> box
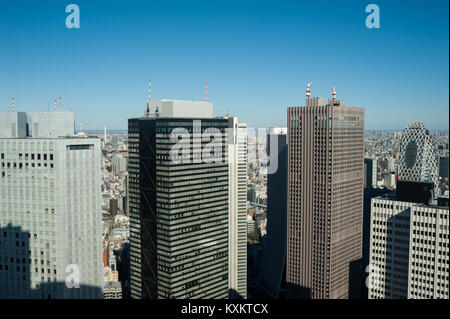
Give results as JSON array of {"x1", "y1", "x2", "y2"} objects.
[{"x1": 0, "y1": 0, "x2": 448, "y2": 130}]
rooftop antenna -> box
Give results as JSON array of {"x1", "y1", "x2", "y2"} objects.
[
  {"x1": 332, "y1": 85, "x2": 336, "y2": 103},
  {"x1": 306, "y1": 81, "x2": 311, "y2": 99},
  {"x1": 226, "y1": 108, "x2": 229, "y2": 117},
  {"x1": 12, "y1": 97, "x2": 15, "y2": 112},
  {"x1": 59, "y1": 96, "x2": 62, "y2": 110},
  {"x1": 54, "y1": 98, "x2": 57, "y2": 111},
  {"x1": 205, "y1": 81, "x2": 208, "y2": 102},
  {"x1": 146, "y1": 80, "x2": 151, "y2": 116}
]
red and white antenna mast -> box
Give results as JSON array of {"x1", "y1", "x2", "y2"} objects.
[
  {"x1": 59, "y1": 96, "x2": 62, "y2": 110},
  {"x1": 12, "y1": 97, "x2": 15, "y2": 112},
  {"x1": 145, "y1": 80, "x2": 151, "y2": 116},
  {"x1": 54, "y1": 98, "x2": 57, "y2": 111},
  {"x1": 205, "y1": 81, "x2": 208, "y2": 102},
  {"x1": 332, "y1": 85, "x2": 336, "y2": 102},
  {"x1": 306, "y1": 81, "x2": 311, "y2": 99}
]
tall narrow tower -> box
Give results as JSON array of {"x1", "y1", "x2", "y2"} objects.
[
  {"x1": 286, "y1": 90, "x2": 365, "y2": 299},
  {"x1": 128, "y1": 99, "x2": 231, "y2": 299}
]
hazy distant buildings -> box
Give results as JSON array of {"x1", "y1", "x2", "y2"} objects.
[
  {"x1": 128, "y1": 99, "x2": 244, "y2": 299},
  {"x1": 286, "y1": 96, "x2": 365, "y2": 299},
  {"x1": 0, "y1": 111, "x2": 103, "y2": 298},
  {"x1": 257, "y1": 128, "x2": 288, "y2": 298},
  {"x1": 112, "y1": 154, "x2": 127, "y2": 174}
]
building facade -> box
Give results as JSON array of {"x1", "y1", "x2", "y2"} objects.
[
  {"x1": 368, "y1": 197, "x2": 449, "y2": 299},
  {"x1": 398, "y1": 122, "x2": 439, "y2": 197},
  {"x1": 0, "y1": 136, "x2": 103, "y2": 298},
  {"x1": 257, "y1": 128, "x2": 288, "y2": 298},
  {"x1": 364, "y1": 158, "x2": 377, "y2": 189},
  {"x1": 287, "y1": 97, "x2": 365, "y2": 299},
  {"x1": 29, "y1": 111, "x2": 75, "y2": 138},
  {"x1": 0, "y1": 112, "x2": 27, "y2": 138},
  {"x1": 128, "y1": 100, "x2": 234, "y2": 299},
  {"x1": 227, "y1": 117, "x2": 248, "y2": 299}
]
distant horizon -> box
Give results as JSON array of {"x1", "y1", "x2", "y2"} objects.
[{"x1": 82, "y1": 127, "x2": 450, "y2": 133}]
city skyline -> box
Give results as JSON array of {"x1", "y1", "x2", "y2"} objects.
[
  {"x1": 0, "y1": 0, "x2": 448, "y2": 305},
  {"x1": 0, "y1": 0, "x2": 448, "y2": 131}
]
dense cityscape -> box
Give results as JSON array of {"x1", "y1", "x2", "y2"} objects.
[
  {"x1": 0, "y1": 1, "x2": 448, "y2": 312},
  {"x1": 0, "y1": 91, "x2": 448, "y2": 300}
]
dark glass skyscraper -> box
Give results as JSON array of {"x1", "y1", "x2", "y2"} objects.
[
  {"x1": 257, "y1": 128, "x2": 288, "y2": 298},
  {"x1": 128, "y1": 100, "x2": 231, "y2": 299}
]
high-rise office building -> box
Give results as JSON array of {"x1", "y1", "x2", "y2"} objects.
[
  {"x1": 0, "y1": 111, "x2": 103, "y2": 298},
  {"x1": 227, "y1": 117, "x2": 248, "y2": 299},
  {"x1": 257, "y1": 128, "x2": 288, "y2": 299},
  {"x1": 368, "y1": 194, "x2": 449, "y2": 299},
  {"x1": 398, "y1": 122, "x2": 439, "y2": 197},
  {"x1": 0, "y1": 112, "x2": 27, "y2": 138},
  {"x1": 112, "y1": 154, "x2": 127, "y2": 174},
  {"x1": 29, "y1": 111, "x2": 75, "y2": 138},
  {"x1": 287, "y1": 96, "x2": 365, "y2": 299},
  {"x1": 360, "y1": 159, "x2": 395, "y2": 299},
  {"x1": 128, "y1": 99, "x2": 245, "y2": 299}
]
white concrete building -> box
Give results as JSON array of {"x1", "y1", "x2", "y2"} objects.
[
  {"x1": 368, "y1": 197, "x2": 449, "y2": 299},
  {"x1": 0, "y1": 136, "x2": 103, "y2": 298},
  {"x1": 29, "y1": 111, "x2": 75, "y2": 138},
  {"x1": 227, "y1": 116, "x2": 247, "y2": 299},
  {"x1": 112, "y1": 154, "x2": 127, "y2": 174},
  {"x1": 148, "y1": 99, "x2": 213, "y2": 118},
  {"x1": 0, "y1": 112, "x2": 27, "y2": 138}
]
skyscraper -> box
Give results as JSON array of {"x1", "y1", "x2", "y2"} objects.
[
  {"x1": 398, "y1": 122, "x2": 439, "y2": 197},
  {"x1": 257, "y1": 128, "x2": 288, "y2": 299},
  {"x1": 368, "y1": 194, "x2": 449, "y2": 299},
  {"x1": 0, "y1": 111, "x2": 103, "y2": 298},
  {"x1": 227, "y1": 117, "x2": 248, "y2": 299},
  {"x1": 128, "y1": 99, "x2": 245, "y2": 299},
  {"x1": 286, "y1": 96, "x2": 365, "y2": 299}
]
